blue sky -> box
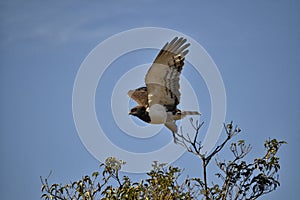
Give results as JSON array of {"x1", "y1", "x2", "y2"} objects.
[{"x1": 1, "y1": 1, "x2": 299, "y2": 199}]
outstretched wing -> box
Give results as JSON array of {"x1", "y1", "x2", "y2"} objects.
[
  {"x1": 127, "y1": 87, "x2": 148, "y2": 106},
  {"x1": 145, "y1": 37, "x2": 190, "y2": 111}
]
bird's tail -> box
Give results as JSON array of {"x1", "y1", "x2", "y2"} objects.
[{"x1": 173, "y1": 110, "x2": 201, "y2": 120}]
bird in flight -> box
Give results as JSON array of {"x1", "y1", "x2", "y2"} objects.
[{"x1": 128, "y1": 37, "x2": 201, "y2": 142}]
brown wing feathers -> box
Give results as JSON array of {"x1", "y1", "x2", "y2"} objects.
[
  {"x1": 142, "y1": 37, "x2": 190, "y2": 111},
  {"x1": 154, "y1": 37, "x2": 190, "y2": 65}
]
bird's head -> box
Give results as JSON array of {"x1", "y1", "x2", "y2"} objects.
[
  {"x1": 129, "y1": 106, "x2": 150, "y2": 123},
  {"x1": 129, "y1": 105, "x2": 147, "y2": 116}
]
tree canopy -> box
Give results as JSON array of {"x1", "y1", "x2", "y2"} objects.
[{"x1": 41, "y1": 122, "x2": 286, "y2": 200}]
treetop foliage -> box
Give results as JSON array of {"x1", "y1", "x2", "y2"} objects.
[{"x1": 41, "y1": 122, "x2": 286, "y2": 200}]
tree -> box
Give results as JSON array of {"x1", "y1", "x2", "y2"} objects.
[{"x1": 41, "y1": 122, "x2": 286, "y2": 199}]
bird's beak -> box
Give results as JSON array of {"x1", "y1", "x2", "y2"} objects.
[{"x1": 128, "y1": 111, "x2": 132, "y2": 115}]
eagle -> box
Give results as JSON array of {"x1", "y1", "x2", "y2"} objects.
[{"x1": 128, "y1": 37, "x2": 201, "y2": 142}]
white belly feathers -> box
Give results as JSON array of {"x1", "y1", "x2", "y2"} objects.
[{"x1": 148, "y1": 104, "x2": 167, "y2": 124}]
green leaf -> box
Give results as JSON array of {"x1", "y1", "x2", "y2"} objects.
[
  {"x1": 92, "y1": 171, "x2": 99, "y2": 177},
  {"x1": 238, "y1": 140, "x2": 245, "y2": 145},
  {"x1": 41, "y1": 184, "x2": 46, "y2": 192}
]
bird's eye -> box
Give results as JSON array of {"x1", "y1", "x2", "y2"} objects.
[{"x1": 131, "y1": 108, "x2": 137, "y2": 112}]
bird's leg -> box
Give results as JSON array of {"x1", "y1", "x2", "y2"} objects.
[{"x1": 172, "y1": 132, "x2": 178, "y2": 144}]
